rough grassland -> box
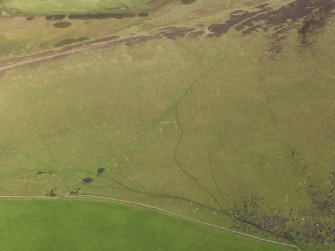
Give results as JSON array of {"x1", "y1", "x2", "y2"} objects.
[
  {"x1": 0, "y1": 200, "x2": 293, "y2": 251},
  {"x1": 0, "y1": 24, "x2": 334, "y2": 249},
  {"x1": 1, "y1": 0, "x2": 335, "y2": 250}
]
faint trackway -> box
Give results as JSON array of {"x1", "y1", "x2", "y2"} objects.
[
  {"x1": 0, "y1": 33, "x2": 156, "y2": 73},
  {"x1": 0, "y1": 194, "x2": 300, "y2": 251}
]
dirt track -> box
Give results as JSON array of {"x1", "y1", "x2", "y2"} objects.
[
  {"x1": 0, "y1": 25, "x2": 205, "y2": 73},
  {"x1": 0, "y1": 33, "x2": 159, "y2": 73}
]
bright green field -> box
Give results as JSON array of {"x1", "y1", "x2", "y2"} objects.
[
  {"x1": 1, "y1": 0, "x2": 159, "y2": 15},
  {"x1": 0, "y1": 200, "x2": 293, "y2": 251}
]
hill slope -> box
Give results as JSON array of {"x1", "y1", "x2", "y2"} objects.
[{"x1": 0, "y1": 0, "x2": 335, "y2": 250}]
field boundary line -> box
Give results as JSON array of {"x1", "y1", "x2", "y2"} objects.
[{"x1": 0, "y1": 194, "x2": 301, "y2": 250}]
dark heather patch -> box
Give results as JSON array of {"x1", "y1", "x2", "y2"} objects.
[
  {"x1": 298, "y1": 15, "x2": 329, "y2": 46},
  {"x1": 82, "y1": 177, "x2": 94, "y2": 184},
  {"x1": 46, "y1": 15, "x2": 66, "y2": 20},
  {"x1": 138, "y1": 12, "x2": 149, "y2": 17},
  {"x1": 181, "y1": 0, "x2": 196, "y2": 4},
  {"x1": 308, "y1": 183, "x2": 335, "y2": 215},
  {"x1": 55, "y1": 37, "x2": 89, "y2": 47},
  {"x1": 208, "y1": 0, "x2": 335, "y2": 37},
  {"x1": 208, "y1": 8, "x2": 270, "y2": 37},
  {"x1": 232, "y1": 196, "x2": 293, "y2": 241},
  {"x1": 68, "y1": 12, "x2": 136, "y2": 20},
  {"x1": 26, "y1": 16, "x2": 34, "y2": 21},
  {"x1": 54, "y1": 21, "x2": 72, "y2": 28},
  {"x1": 232, "y1": 194, "x2": 335, "y2": 246}
]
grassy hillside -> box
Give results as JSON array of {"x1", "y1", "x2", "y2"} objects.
[
  {"x1": 1, "y1": 0, "x2": 160, "y2": 15},
  {"x1": 0, "y1": 200, "x2": 294, "y2": 251},
  {"x1": 0, "y1": 0, "x2": 335, "y2": 250}
]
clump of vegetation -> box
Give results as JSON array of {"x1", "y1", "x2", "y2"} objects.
[
  {"x1": 69, "y1": 187, "x2": 80, "y2": 195},
  {"x1": 97, "y1": 168, "x2": 105, "y2": 176},
  {"x1": 82, "y1": 177, "x2": 94, "y2": 184},
  {"x1": 46, "y1": 189, "x2": 57, "y2": 197}
]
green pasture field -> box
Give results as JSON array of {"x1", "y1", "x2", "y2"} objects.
[
  {"x1": 1, "y1": 0, "x2": 160, "y2": 15},
  {"x1": 0, "y1": 200, "x2": 293, "y2": 251}
]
